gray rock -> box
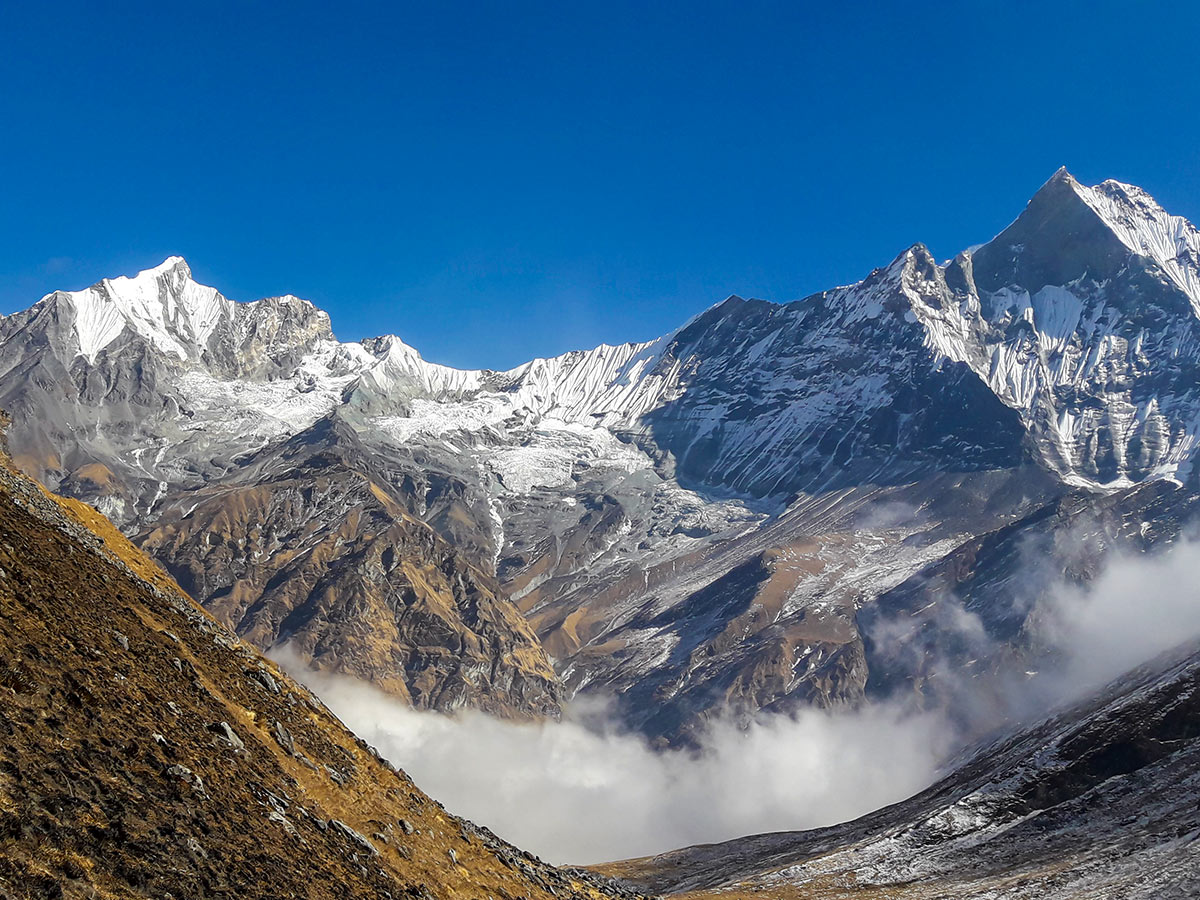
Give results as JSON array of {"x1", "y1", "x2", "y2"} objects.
[
  {"x1": 295, "y1": 753, "x2": 319, "y2": 771},
  {"x1": 208, "y1": 720, "x2": 245, "y2": 751},
  {"x1": 328, "y1": 819, "x2": 378, "y2": 856},
  {"x1": 250, "y1": 667, "x2": 280, "y2": 693},
  {"x1": 323, "y1": 764, "x2": 349, "y2": 786},
  {"x1": 267, "y1": 808, "x2": 298, "y2": 835},
  {"x1": 166, "y1": 764, "x2": 208, "y2": 799},
  {"x1": 185, "y1": 835, "x2": 207, "y2": 858},
  {"x1": 272, "y1": 719, "x2": 296, "y2": 755}
]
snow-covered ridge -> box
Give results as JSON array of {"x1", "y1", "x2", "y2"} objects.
[
  {"x1": 1072, "y1": 175, "x2": 1200, "y2": 316},
  {"x1": 38, "y1": 255, "x2": 339, "y2": 368},
  {"x1": 22, "y1": 255, "x2": 695, "y2": 466},
  {"x1": 40, "y1": 253, "x2": 692, "y2": 431},
  {"x1": 16, "y1": 168, "x2": 1200, "y2": 495},
  {"x1": 496, "y1": 337, "x2": 680, "y2": 424}
]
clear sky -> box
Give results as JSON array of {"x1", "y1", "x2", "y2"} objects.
[{"x1": 2, "y1": 1, "x2": 1198, "y2": 369}]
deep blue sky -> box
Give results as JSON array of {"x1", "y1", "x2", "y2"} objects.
[{"x1": 2, "y1": 2, "x2": 1198, "y2": 369}]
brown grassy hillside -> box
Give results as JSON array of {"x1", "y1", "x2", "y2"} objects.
[{"x1": 0, "y1": 454, "x2": 642, "y2": 900}]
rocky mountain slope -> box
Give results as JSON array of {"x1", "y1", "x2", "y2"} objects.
[
  {"x1": 138, "y1": 416, "x2": 561, "y2": 719},
  {"x1": 0, "y1": 436, "x2": 639, "y2": 900},
  {"x1": 4, "y1": 169, "x2": 1200, "y2": 739},
  {"x1": 0, "y1": 265, "x2": 562, "y2": 721},
  {"x1": 598, "y1": 638, "x2": 1200, "y2": 899}
]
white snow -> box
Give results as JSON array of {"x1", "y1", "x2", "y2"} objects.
[
  {"x1": 60, "y1": 257, "x2": 234, "y2": 362},
  {"x1": 1074, "y1": 178, "x2": 1200, "y2": 317},
  {"x1": 27, "y1": 167, "x2": 1200, "y2": 510},
  {"x1": 374, "y1": 396, "x2": 515, "y2": 443}
]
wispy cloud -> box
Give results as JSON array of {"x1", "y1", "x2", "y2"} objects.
[{"x1": 1035, "y1": 536, "x2": 1200, "y2": 697}]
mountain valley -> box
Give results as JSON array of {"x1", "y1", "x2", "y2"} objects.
[
  {"x1": 4, "y1": 167, "x2": 1200, "y2": 894},
  {"x1": 0, "y1": 424, "x2": 638, "y2": 900}
]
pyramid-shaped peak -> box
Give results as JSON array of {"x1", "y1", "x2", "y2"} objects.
[
  {"x1": 969, "y1": 171, "x2": 1138, "y2": 295},
  {"x1": 1046, "y1": 165, "x2": 1075, "y2": 184},
  {"x1": 1025, "y1": 166, "x2": 1088, "y2": 207},
  {"x1": 971, "y1": 170, "x2": 1200, "y2": 311}
]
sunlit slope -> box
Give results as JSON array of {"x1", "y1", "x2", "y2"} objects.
[{"x1": 0, "y1": 448, "x2": 640, "y2": 900}]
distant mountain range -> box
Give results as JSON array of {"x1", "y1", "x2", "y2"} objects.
[{"x1": 4, "y1": 168, "x2": 1200, "y2": 742}]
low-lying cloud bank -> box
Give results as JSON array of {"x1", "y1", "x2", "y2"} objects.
[
  {"x1": 276, "y1": 536, "x2": 1200, "y2": 866},
  {"x1": 276, "y1": 651, "x2": 948, "y2": 864},
  {"x1": 1037, "y1": 536, "x2": 1200, "y2": 696}
]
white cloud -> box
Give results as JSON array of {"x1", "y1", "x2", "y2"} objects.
[
  {"x1": 1036, "y1": 536, "x2": 1200, "y2": 697},
  {"x1": 275, "y1": 649, "x2": 948, "y2": 865}
]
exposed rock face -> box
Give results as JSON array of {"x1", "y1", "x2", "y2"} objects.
[
  {"x1": 599, "y1": 639, "x2": 1200, "y2": 899},
  {"x1": 0, "y1": 449, "x2": 639, "y2": 900},
  {"x1": 636, "y1": 269, "x2": 1029, "y2": 498},
  {"x1": 3, "y1": 170, "x2": 1200, "y2": 738},
  {"x1": 0, "y1": 258, "x2": 339, "y2": 495},
  {"x1": 918, "y1": 169, "x2": 1200, "y2": 488},
  {"x1": 542, "y1": 467, "x2": 1070, "y2": 743},
  {"x1": 141, "y1": 419, "x2": 561, "y2": 718}
]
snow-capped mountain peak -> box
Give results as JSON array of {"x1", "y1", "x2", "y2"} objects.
[
  {"x1": 895, "y1": 170, "x2": 1200, "y2": 488},
  {"x1": 982, "y1": 168, "x2": 1200, "y2": 315},
  {"x1": 4, "y1": 169, "x2": 1200, "y2": 745},
  {"x1": 144, "y1": 254, "x2": 191, "y2": 277},
  {"x1": 46, "y1": 255, "x2": 233, "y2": 363},
  {"x1": 8, "y1": 170, "x2": 1200, "y2": 503}
]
